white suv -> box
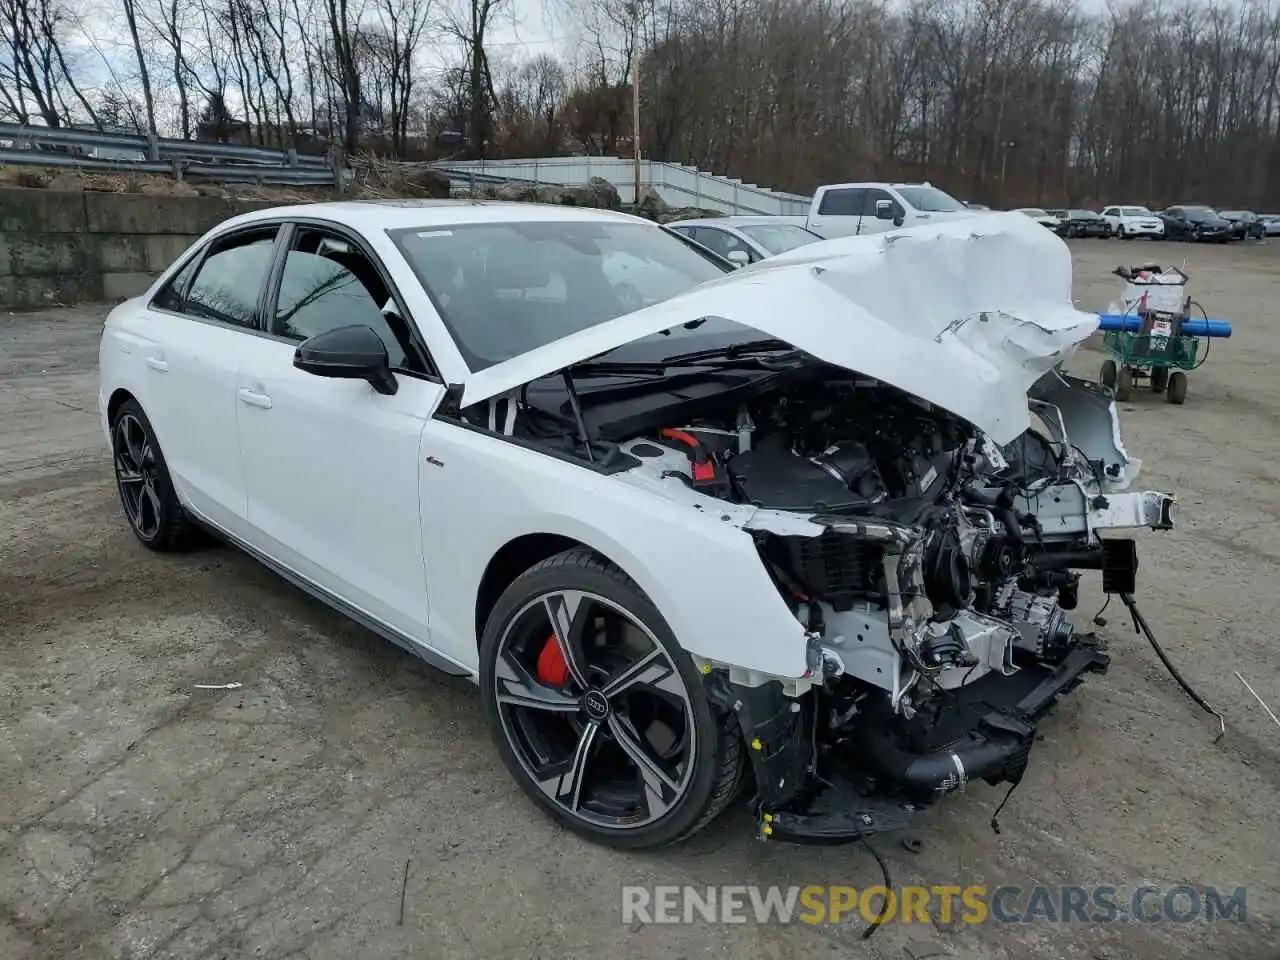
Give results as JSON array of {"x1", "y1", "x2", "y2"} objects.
[{"x1": 1100, "y1": 205, "x2": 1165, "y2": 240}]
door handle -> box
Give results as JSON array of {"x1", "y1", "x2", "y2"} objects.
[
  {"x1": 238, "y1": 387, "x2": 273, "y2": 409},
  {"x1": 145, "y1": 356, "x2": 169, "y2": 372}
]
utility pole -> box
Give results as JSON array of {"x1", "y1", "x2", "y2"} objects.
[{"x1": 632, "y1": 6, "x2": 641, "y2": 208}]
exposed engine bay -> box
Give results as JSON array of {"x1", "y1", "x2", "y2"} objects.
[{"x1": 462, "y1": 352, "x2": 1177, "y2": 842}]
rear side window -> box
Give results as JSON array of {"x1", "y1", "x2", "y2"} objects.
[
  {"x1": 184, "y1": 228, "x2": 279, "y2": 328},
  {"x1": 151, "y1": 255, "x2": 201, "y2": 312},
  {"x1": 817, "y1": 188, "x2": 866, "y2": 216}
]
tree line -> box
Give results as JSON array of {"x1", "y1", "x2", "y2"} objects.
[{"x1": 3, "y1": 0, "x2": 1280, "y2": 208}]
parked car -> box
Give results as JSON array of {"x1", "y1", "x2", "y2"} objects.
[
  {"x1": 1099, "y1": 205, "x2": 1165, "y2": 239},
  {"x1": 1218, "y1": 210, "x2": 1265, "y2": 240},
  {"x1": 1012, "y1": 208, "x2": 1063, "y2": 232},
  {"x1": 803, "y1": 181, "x2": 974, "y2": 238},
  {"x1": 1157, "y1": 205, "x2": 1234, "y2": 242},
  {"x1": 666, "y1": 217, "x2": 824, "y2": 266},
  {"x1": 1048, "y1": 209, "x2": 1114, "y2": 238},
  {"x1": 1260, "y1": 213, "x2": 1280, "y2": 236},
  {"x1": 98, "y1": 201, "x2": 1176, "y2": 849}
]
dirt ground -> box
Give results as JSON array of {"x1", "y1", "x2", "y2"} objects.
[{"x1": 1, "y1": 239, "x2": 1278, "y2": 960}]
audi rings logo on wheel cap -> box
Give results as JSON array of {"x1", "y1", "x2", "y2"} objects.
[{"x1": 583, "y1": 689, "x2": 610, "y2": 721}]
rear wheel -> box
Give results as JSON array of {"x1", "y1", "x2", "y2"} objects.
[
  {"x1": 1150, "y1": 367, "x2": 1169, "y2": 392},
  {"x1": 1116, "y1": 368, "x2": 1134, "y2": 401},
  {"x1": 1167, "y1": 371, "x2": 1188, "y2": 405},
  {"x1": 1100, "y1": 359, "x2": 1117, "y2": 390},
  {"x1": 479, "y1": 548, "x2": 745, "y2": 849},
  {"x1": 110, "y1": 399, "x2": 192, "y2": 551}
]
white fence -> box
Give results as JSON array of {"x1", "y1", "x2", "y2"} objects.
[{"x1": 434, "y1": 156, "x2": 812, "y2": 216}]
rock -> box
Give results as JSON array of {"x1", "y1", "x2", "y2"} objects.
[
  {"x1": 493, "y1": 182, "x2": 562, "y2": 204},
  {"x1": 656, "y1": 206, "x2": 724, "y2": 224},
  {"x1": 636, "y1": 186, "x2": 669, "y2": 219},
  {"x1": 555, "y1": 176, "x2": 621, "y2": 210},
  {"x1": 403, "y1": 167, "x2": 451, "y2": 198}
]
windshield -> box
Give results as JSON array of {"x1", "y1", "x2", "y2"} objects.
[
  {"x1": 738, "y1": 223, "x2": 822, "y2": 255},
  {"x1": 1181, "y1": 206, "x2": 1218, "y2": 219},
  {"x1": 895, "y1": 185, "x2": 966, "y2": 213},
  {"x1": 1220, "y1": 210, "x2": 1248, "y2": 218},
  {"x1": 1121, "y1": 207, "x2": 1152, "y2": 216},
  {"x1": 1070, "y1": 210, "x2": 1098, "y2": 219},
  {"x1": 1020, "y1": 208, "x2": 1049, "y2": 217},
  {"x1": 390, "y1": 220, "x2": 730, "y2": 371}
]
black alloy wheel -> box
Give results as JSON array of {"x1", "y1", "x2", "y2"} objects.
[
  {"x1": 111, "y1": 399, "x2": 191, "y2": 550},
  {"x1": 480, "y1": 549, "x2": 745, "y2": 849}
]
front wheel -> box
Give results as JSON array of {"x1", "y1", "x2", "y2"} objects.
[
  {"x1": 1167, "y1": 371, "x2": 1188, "y2": 405},
  {"x1": 479, "y1": 548, "x2": 745, "y2": 849}
]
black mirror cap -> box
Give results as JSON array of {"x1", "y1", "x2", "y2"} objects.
[{"x1": 293, "y1": 324, "x2": 398, "y2": 395}]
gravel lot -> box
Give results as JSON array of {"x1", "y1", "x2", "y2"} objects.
[{"x1": 2, "y1": 240, "x2": 1277, "y2": 960}]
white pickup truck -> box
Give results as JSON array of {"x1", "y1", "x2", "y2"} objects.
[{"x1": 787, "y1": 182, "x2": 977, "y2": 239}]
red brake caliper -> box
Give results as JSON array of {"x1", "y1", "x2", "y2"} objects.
[{"x1": 535, "y1": 634, "x2": 571, "y2": 688}]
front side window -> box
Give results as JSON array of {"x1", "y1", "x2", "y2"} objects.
[
  {"x1": 690, "y1": 226, "x2": 755, "y2": 261},
  {"x1": 184, "y1": 228, "x2": 279, "y2": 328},
  {"x1": 390, "y1": 219, "x2": 729, "y2": 371},
  {"x1": 894, "y1": 185, "x2": 965, "y2": 213},
  {"x1": 271, "y1": 228, "x2": 410, "y2": 368},
  {"x1": 738, "y1": 223, "x2": 822, "y2": 255}
]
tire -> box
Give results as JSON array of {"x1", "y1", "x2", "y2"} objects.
[
  {"x1": 1167, "y1": 371, "x2": 1188, "y2": 405},
  {"x1": 1100, "y1": 359, "x2": 1117, "y2": 390},
  {"x1": 479, "y1": 548, "x2": 745, "y2": 849},
  {"x1": 1118, "y1": 226, "x2": 1129, "y2": 240},
  {"x1": 1116, "y1": 367, "x2": 1134, "y2": 401},
  {"x1": 110, "y1": 399, "x2": 192, "y2": 551}
]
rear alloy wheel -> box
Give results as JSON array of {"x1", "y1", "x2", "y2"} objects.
[
  {"x1": 111, "y1": 399, "x2": 191, "y2": 551},
  {"x1": 480, "y1": 549, "x2": 744, "y2": 849}
]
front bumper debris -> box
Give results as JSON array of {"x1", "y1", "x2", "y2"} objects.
[{"x1": 753, "y1": 638, "x2": 1111, "y2": 845}]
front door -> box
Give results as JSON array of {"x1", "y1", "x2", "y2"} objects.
[{"x1": 235, "y1": 222, "x2": 444, "y2": 642}]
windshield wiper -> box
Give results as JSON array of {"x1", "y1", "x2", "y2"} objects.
[{"x1": 569, "y1": 339, "x2": 803, "y2": 379}]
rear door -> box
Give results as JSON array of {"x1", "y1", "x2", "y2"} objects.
[{"x1": 136, "y1": 224, "x2": 282, "y2": 535}]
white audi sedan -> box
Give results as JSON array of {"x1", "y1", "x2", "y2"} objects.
[{"x1": 100, "y1": 202, "x2": 1176, "y2": 849}]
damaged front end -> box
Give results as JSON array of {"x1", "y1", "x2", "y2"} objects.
[{"x1": 682, "y1": 369, "x2": 1175, "y2": 844}]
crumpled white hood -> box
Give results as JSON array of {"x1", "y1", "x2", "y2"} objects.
[{"x1": 460, "y1": 211, "x2": 1099, "y2": 446}]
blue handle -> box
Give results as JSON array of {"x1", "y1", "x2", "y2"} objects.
[{"x1": 1097, "y1": 314, "x2": 1232, "y2": 338}]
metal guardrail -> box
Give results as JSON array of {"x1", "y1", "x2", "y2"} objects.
[
  {"x1": 0, "y1": 122, "x2": 341, "y2": 188},
  {"x1": 0, "y1": 121, "x2": 330, "y2": 167},
  {"x1": 434, "y1": 156, "x2": 813, "y2": 215},
  {"x1": 0, "y1": 147, "x2": 339, "y2": 185}
]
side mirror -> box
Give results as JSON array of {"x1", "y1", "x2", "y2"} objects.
[
  {"x1": 874, "y1": 200, "x2": 894, "y2": 220},
  {"x1": 294, "y1": 324, "x2": 398, "y2": 396},
  {"x1": 726, "y1": 249, "x2": 750, "y2": 267}
]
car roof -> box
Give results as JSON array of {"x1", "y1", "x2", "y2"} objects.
[
  {"x1": 216, "y1": 199, "x2": 652, "y2": 233},
  {"x1": 672, "y1": 217, "x2": 805, "y2": 228}
]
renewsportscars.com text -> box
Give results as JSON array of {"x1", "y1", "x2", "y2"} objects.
[{"x1": 621, "y1": 884, "x2": 1247, "y2": 926}]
